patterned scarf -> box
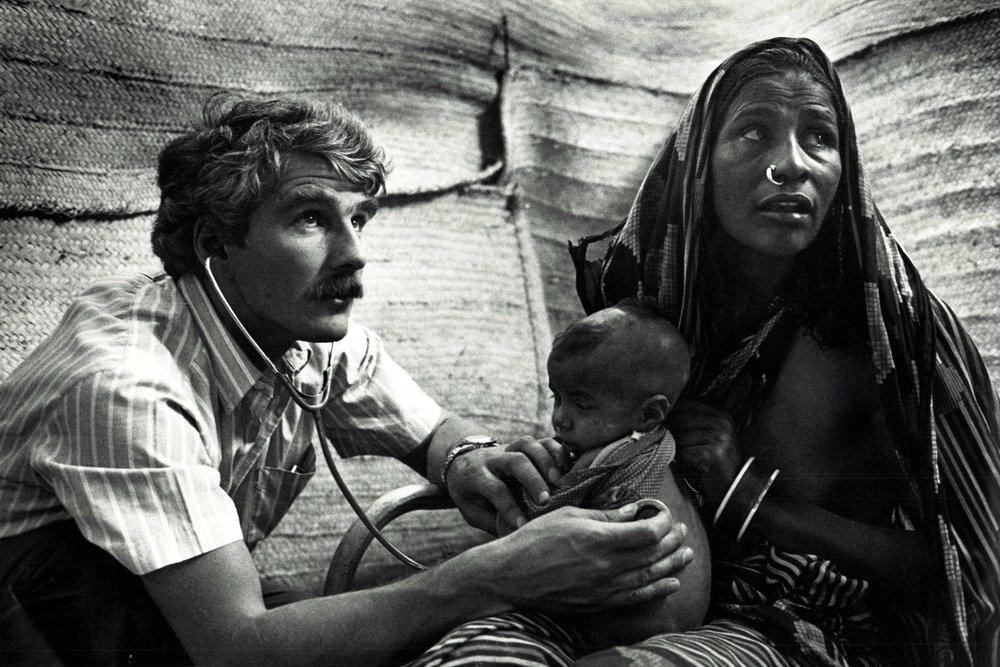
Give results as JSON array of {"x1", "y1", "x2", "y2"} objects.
[
  {"x1": 571, "y1": 37, "x2": 1000, "y2": 665},
  {"x1": 495, "y1": 429, "x2": 674, "y2": 537}
]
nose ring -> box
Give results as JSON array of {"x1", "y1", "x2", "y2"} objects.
[{"x1": 765, "y1": 164, "x2": 785, "y2": 185}]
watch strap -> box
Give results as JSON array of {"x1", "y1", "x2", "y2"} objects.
[{"x1": 439, "y1": 437, "x2": 498, "y2": 486}]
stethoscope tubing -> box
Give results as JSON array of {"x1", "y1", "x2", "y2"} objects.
[{"x1": 203, "y1": 256, "x2": 427, "y2": 571}]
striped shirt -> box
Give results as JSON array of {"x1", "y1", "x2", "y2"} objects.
[{"x1": 0, "y1": 272, "x2": 441, "y2": 574}]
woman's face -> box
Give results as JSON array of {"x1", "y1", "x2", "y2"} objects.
[{"x1": 710, "y1": 71, "x2": 842, "y2": 260}]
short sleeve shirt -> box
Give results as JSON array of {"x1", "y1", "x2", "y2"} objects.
[{"x1": 0, "y1": 273, "x2": 441, "y2": 574}]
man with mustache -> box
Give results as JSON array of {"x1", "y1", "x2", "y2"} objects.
[{"x1": 0, "y1": 95, "x2": 693, "y2": 666}]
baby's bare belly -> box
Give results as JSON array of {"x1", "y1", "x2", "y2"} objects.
[{"x1": 569, "y1": 469, "x2": 711, "y2": 647}]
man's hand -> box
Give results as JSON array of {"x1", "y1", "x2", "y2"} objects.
[
  {"x1": 668, "y1": 401, "x2": 742, "y2": 505},
  {"x1": 445, "y1": 436, "x2": 570, "y2": 532},
  {"x1": 481, "y1": 503, "x2": 694, "y2": 613}
]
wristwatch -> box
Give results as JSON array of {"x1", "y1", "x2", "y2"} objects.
[{"x1": 439, "y1": 434, "x2": 498, "y2": 486}]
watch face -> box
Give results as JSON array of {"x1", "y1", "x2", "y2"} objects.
[{"x1": 464, "y1": 434, "x2": 496, "y2": 445}]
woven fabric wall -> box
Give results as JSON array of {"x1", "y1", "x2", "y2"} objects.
[
  {"x1": 1, "y1": 0, "x2": 997, "y2": 591},
  {"x1": 502, "y1": 68, "x2": 688, "y2": 331},
  {"x1": 502, "y1": 0, "x2": 991, "y2": 91},
  {"x1": 0, "y1": 0, "x2": 504, "y2": 216},
  {"x1": 0, "y1": 216, "x2": 157, "y2": 374}
]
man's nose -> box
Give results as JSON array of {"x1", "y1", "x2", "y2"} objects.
[{"x1": 326, "y1": 221, "x2": 367, "y2": 273}]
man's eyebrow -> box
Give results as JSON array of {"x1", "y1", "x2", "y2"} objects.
[
  {"x1": 277, "y1": 185, "x2": 377, "y2": 213},
  {"x1": 355, "y1": 198, "x2": 379, "y2": 216},
  {"x1": 277, "y1": 185, "x2": 338, "y2": 208}
]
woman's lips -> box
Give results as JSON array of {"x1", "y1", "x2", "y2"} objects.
[
  {"x1": 757, "y1": 193, "x2": 814, "y2": 224},
  {"x1": 758, "y1": 193, "x2": 813, "y2": 213}
]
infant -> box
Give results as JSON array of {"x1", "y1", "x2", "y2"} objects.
[{"x1": 503, "y1": 303, "x2": 711, "y2": 648}]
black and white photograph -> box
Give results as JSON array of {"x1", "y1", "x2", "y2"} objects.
[{"x1": 1, "y1": 1, "x2": 998, "y2": 664}]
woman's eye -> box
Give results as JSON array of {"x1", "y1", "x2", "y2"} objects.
[
  {"x1": 807, "y1": 128, "x2": 837, "y2": 148},
  {"x1": 807, "y1": 132, "x2": 825, "y2": 147},
  {"x1": 350, "y1": 214, "x2": 367, "y2": 232},
  {"x1": 740, "y1": 127, "x2": 764, "y2": 141}
]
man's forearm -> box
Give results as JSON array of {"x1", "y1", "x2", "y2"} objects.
[
  {"x1": 144, "y1": 539, "x2": 512, "y2": 667},
  {"x1": 232, "y1": 551, "x2": 509, "y2": 666}
]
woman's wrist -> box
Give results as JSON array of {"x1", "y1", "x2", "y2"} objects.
[{"x1": 711, "y1": 456, "x2": 779, "y2": 543}]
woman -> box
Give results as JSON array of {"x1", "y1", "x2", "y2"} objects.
[{"x1": 571, "y1": 37, "x2": 999, "y2": 665}]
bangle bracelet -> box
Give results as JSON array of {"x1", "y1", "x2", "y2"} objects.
[
  {"x1": 736, "y1": 468, "x2": 779, "y2": 542},
  {"x1": 439, "y1": 436, "x2": 498, "y2": 486},
  {"x1": 713, "y1": 457, "x2": 779, "y2": 543},
  {"x1": 713, "y1": 457, "x2": 755, "y2": 526}
]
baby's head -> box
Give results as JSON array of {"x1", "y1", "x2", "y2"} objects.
[{"x1": 547, "y1": 303, "x2": 690, "y2": 456}]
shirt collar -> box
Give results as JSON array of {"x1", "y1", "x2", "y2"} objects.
[{"x1": 178, "y1": 273, "x2": 263, "y2": 413}]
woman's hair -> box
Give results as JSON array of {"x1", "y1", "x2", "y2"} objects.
[
  {"x1": 151, "y1": 94, "x2": 387, "y2": 278},
  {"x1": 705, "y1": 44, "x2": 863, "y2": 348}
]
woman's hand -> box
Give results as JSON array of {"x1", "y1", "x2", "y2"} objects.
[
  {"x1": 446, "y1": 436, "x2": 570, "y2": 532},
  {"x1": 668, "y1": 401, "x2": 743, "y2": 506}
]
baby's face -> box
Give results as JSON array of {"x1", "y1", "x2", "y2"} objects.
[{"x1": 547, "y1": 353, "x2": 641, "y2": 456}]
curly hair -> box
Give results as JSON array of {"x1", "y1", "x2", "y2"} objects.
[{"x1": 151, "y1": 94, "x2": 387, "y2": 278}]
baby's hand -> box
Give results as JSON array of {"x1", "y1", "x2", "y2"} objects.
[{"x1": 505, "y1": 436, "x2": 569, "y2": 485}]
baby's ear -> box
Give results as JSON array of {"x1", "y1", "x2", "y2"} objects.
[{"x1": 638, "y1": 394, "x2": 671, "y2": 431}]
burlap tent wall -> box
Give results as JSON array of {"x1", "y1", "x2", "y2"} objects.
[{"x1": 1, "y1": 0, "x2": 997, "y2": 592}]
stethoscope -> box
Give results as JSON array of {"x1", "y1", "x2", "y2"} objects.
[{"x1": 203, "y1": 256, "x2": 427, "y2": 571}]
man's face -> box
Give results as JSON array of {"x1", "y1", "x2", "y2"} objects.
[
  {"x1": 710, "y1": 72, "x2": 842, "y2": 259},
  {"x1": 210, "y1": 152, "x2": 378, "y2": 357},
  {"x1": 547, "y1": 346, "x2": 642, "y2": 456}
]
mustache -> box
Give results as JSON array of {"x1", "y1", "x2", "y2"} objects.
[{"x1": 311, "y1": 271, "x2": 364, "y2": 300}]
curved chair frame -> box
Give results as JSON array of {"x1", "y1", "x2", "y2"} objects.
[{"x1": 324, "y1": 482, "x2": 454, "y2": 595}]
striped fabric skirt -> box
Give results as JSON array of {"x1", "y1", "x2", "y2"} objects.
[
  {"x1": 407, "y1": 542, "x2": 897, "y2": 666},
  {"x1": 406, "y1": 614, "x2": 800, "y2": 666},
  {"x1": 405, "y1": 612, "x2": 580, "y2": 667}
]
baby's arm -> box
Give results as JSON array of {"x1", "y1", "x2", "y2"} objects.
[{"x1": 564, "y1": 466, "x2": 711, "y2": 648}]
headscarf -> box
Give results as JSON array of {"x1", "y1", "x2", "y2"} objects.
[{"x1": 572, "y1": 37, "x2": 999, "y2": 665}]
